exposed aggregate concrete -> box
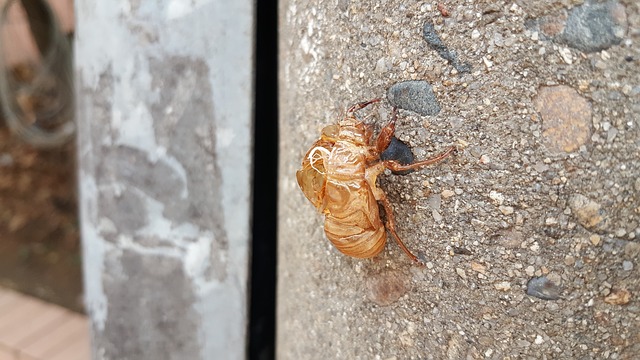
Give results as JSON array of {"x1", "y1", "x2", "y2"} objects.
[{"x1": 279, "y1": 1, "x2": 639, "y2": 359}]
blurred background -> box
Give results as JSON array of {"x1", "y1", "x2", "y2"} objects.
[{"x1": 0, "y1": 0, "x2": 82, "y2": 313}]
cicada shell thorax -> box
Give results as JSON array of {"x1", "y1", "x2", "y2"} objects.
[
  {"x1": 322, "y1": 119, "x2": 374, "y2": 181},
  {"x1": 336, "y1": 115, "x2": 370, "y2": 147}
]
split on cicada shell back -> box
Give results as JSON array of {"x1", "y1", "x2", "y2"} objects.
[{"x1": 296, "y1": 138, "x2": 334, "y2": 209}]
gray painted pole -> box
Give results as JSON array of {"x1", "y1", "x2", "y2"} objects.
[{"x1": 75, "y1": 2, "x2": 253, "y2": 359}]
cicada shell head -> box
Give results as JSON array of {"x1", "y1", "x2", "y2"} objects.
[{"x1": 296, "y1": 139, "x2": 334, "y2": 209}]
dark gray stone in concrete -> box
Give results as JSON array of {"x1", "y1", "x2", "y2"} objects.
[
  {"x1": 387, "y1": 80, "x2": 440, "y2": 116},
  {"x1": 423, "y1": 20, "x2": 472, "y2": 73},
  {"x1": 560, "y1": 1, "x2": 626, "y2": 52}
]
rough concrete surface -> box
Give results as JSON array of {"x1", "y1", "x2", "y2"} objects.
[{"x1": 278, "y1": 1, "x2": 639, "y2": 359}]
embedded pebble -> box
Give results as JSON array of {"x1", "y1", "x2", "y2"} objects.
[
  {"x1": 526, "y1": 276, "x2": 562, "y2": 300},
  {"x1": 446, "y1": 334, "x2": 469, "y2": 359},
  {"x1": 426, "y1": 194, "x2": 442, "y2": 211},
  {"x1": 470, "y1": 261, "x2": 486, "y2": 274},
  {"x1": 625, "y1": 242, "x2": 640, "y2": 258},
  {"x1": 489, "y1": 190, "x2": 505, "y2": 205},
  {"x1": 564, "y1": 256, "x2": 576, "y2": 266},
  {"x1": 448, "y1": 117, "x2": 463, "y2": 130},
  {"x1": 606, "y1": 127, "x2": 618, "y2": 142},
  {"x1": 504, "y1": 36, "x2": 516, "y2": 47},
  {"x1": 441, "y1": 189, "x2": 455, "y2": 199},
  {"x1": 534, "y1": 85, "x2": 592, "y2": 153},
  {"x1": 604, "y1": 289, "x2": 631, "y2": 305},
  {"x1": 455, "y1": 268, "x2": 467, "y2": 280},
  {"x1": 499, "y1": 206, "x2": 514, "y2": 215},
  {"x1": 366, "y1": 270, "x2": 410, "y2": 306},
  {"x1": 494, "y1": 228, "x2": 524, "y2": 249},
  {"x1": 387, "y1": 81, "x2": 441, "y2": 116},
  {"x1": 534, "y1": 335, "x2": 544, "y2": 345},
  {"x1": 558, "y1": 47, "x2": 573, "y2": 64},
  {"x1": 494, "y1": 281, "x2": 511, "y2": 291},
  {"x1": 482, "y1": 57, "x2": 493, "y2": 70},
  {"x1": 422, "y1": 20, "x2": 471, "y2": 73},
  {"x1": 622, "y1": 260, "x2": 633, "y2": 271},
  {"x1": 374, "y1": 57, "x2": 387, "y2": 74},
  {"x1": 432, "y1": 209, "x2": 443, "y2": 222},
  {"x1": 525, "y1": 266, "x2": 535, "y2": 277},
  {"x1": 560, "y1": 1, "x2": 627, "y2": 53},
  {"x1": 568, "y1": 194, "x2": 604, "y2": 229}
]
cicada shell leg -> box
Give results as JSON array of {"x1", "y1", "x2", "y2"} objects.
[
  {"x1": 375, "y1": 107, "x2": 398, "y2": 153},
  {"x1": 383, "y1": 146, "x2": 457, "y2": 172},
  {"x1": 365, "y1": 162, "x2": 421, "y2": 264},
  {"x1": 346, "y1": 98, "x2": 381, "y2": 115},
  {"x1": 378, "y1": 195, "x2": 421, "y2": 264}
]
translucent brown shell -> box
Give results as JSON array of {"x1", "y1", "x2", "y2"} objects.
[
  {"x1": 296, "y1": 132, "x2": 387, "y2": 259},
  {"x1": 296, "y1": 99, "x2": 456, "y2": 263}
]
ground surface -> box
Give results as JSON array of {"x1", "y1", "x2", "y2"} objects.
[
  {"x1": 0, "y1": 123, "x2": 82, "y2": 313},
  {"x1": 278, "y1": 0, "x2": 639, "y2": 359}
]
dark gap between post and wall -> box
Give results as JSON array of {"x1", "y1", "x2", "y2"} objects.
[{"x1": 249, "y1": 0, "x2": 278, "y2": 359}]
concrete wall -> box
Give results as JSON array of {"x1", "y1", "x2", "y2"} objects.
[{"x1": 278, "y1": 0, "x2": 639, "y2": 359}]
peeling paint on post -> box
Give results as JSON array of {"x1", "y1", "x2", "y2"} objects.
[{"x1": 75, "y1": 1, "x2": 253, "y2": 359}]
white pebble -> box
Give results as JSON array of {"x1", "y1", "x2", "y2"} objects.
[
  {"x1": 489, "y1": 190, "x2": 505, "y2": 205},
  {"x1": 499, "y1": 206, "x2": 514, "y2": 215},
  {"x1": 558, "y1": 47, "x2": 573, "y2": 64},
  {"x1": 482, "y1": 56, "x2": 493, "y2": 69}
]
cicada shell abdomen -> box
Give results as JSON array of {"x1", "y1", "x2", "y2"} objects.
[{"x1": 322, "y1": 178, "x2": 387, "y2": 258}]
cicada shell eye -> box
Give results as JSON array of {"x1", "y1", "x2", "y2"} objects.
[{"x1": 322, "y1": 124, "x2": 339, "y2": 139}]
